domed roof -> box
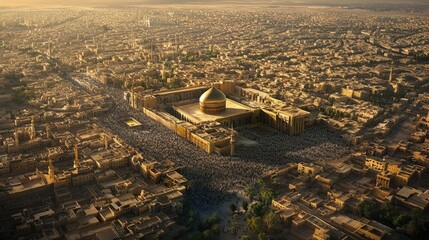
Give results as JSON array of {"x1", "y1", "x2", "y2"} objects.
[{"x1": 199, "y1": 86, "x2": 226, "y2": 104}]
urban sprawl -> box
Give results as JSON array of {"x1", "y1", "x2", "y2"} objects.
[{"x1": 0, "y1": 5, "x2": 429, "y2": 240}]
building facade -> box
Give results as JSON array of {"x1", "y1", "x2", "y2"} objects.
[{"x1": 127, "y1": 81, "x2": 312, "y2": 154}]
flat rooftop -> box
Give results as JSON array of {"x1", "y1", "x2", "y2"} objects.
[
  {"x1": 122, "y1": 117, "x2": 142, "y2": 128},
  {"x1": 153, "y1": 85, "x2": 207, "y2": 96},
  {"x1": 174, "y1": 99, "x2": 256, "y2": 124},
  {"x1": 263, "y1": 106, "x2": 311, "y2": 117},
  {"x1": 7, "y1": 174, "x2": 46, "y2": 194}
]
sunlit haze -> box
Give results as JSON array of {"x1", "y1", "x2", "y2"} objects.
[{"x1": 0, "y1": 0, "x2": 428, "y2": 240}]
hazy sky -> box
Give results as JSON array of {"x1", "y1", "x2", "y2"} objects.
[{"x1": 0, "y1": 0, "x2": 428, "y2": 7}]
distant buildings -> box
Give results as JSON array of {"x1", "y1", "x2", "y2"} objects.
[
  {"x1": 0, "y1": 74, "x2": 187, "y2": 240},
  {"x1": 1, "y1": 5, "x2": 428, "y2": 239}
]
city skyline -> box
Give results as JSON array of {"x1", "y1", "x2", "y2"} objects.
[
  {"x1": 0, "y1": 2, "x2": 428, "y2": 240},
  {"x1": 1, "y1": 0, "x2": 429, "y2": 7}
]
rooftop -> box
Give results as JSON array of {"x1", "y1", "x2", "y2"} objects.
[
  {"x1": 122, "y1": 117, "x2": 142, "y2": 128},
  {"x1": 174, "y1": 99, "x2": 256, "y2": 124}
]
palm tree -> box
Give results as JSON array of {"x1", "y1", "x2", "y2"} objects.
[
  {"x1": 245, "y1": 186, "x2": 257, "y2": 201},
  {"x1": 264, "y1": 211, "x2": 281, "y2": 233},
  {"x1": 202, "y1": 229, "x2": 212, "y2": 240},
  {"x1": 242, "y1": 201, "x2": 249, "y2": 212}
]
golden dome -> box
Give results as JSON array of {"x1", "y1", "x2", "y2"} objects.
[
  {"x1": 199, "y1": 86, "x2": 226, "y2": 114},
  {"x1": 199, "y1": 86, "x2": 226, "y2": 104}
]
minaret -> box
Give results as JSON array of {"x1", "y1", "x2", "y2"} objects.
[
  {"x1": 48, "y1": 157, "x2": 55, "y2": 183},
  {"x1": 382, "y1": 158, "x2": 388, "y2": 172},
  {"x1": 14, "y1": 128, "x2": 19, "y2": 146},
  {"x1": 30, "y1": 117, "x2": 36, "y2": 140},
  {"x1": 388, "y1": 64, "x2": 393, "y2": 82},
  {"x1": 73, "y1": 144, "x2": 80, "y2": 168},
  {"x1": 381, "y1": 155, "x2": 389, "y2": 171},
  {"x1": 230, "y1": 125, "x2": 236, "y2": 156},
  {"x1": 104, "y1": 135, "x2": 109, "y2": 149},
  {"x1": 131, "y1": 79, "x2": 135, "y2": 108},
  {"x1": 46, "y1": 124, "x2": 51, "y2": 139},
  {"x1": 161, "y1": 64, "x2": 166, "y2": 80},
  {"x1": 47, "y1": 42, "x2": 51, "y2": 58}
]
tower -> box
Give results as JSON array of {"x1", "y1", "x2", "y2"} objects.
[
  {"x1": 30, "y1": 117, "x2": 36, "y2": 140},
  {"x1": 230, "y1": 125, "x2": 236, "y2": 156},
  {"x1": 388, "y1": 63, "x2": 393, "y2": 82},
  {"x1": 14, "y1": 128, "x2": 19, "y2": 146},
  {"x1": 48, "y1": 157, "x2": 55, "y2": 183},
  {"x1": 161, "y1": 63, "x2": 166, "y2": 80},
  {"x1": 47, "y1": 42, "x2": 51, "y2": 58},
  {"x1": 131, "y1": 79, "x2": 135, "y2": 108},
  {"x1": 104, "y1": 135, "x2": 109, "y2": 149},
  {"x1": 73, "y1": 144, "x2": 80, "y2": 168},
  {"x1": 46, "y1": 124, "x2": 51, "y2": 139},
  {"x1": 383, "y1": 160, "x2": 388, "y2": 172}
]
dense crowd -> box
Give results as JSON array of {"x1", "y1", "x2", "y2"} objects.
[{"x1": 76, "y1": 75, "x2": 350, "y2": 211}]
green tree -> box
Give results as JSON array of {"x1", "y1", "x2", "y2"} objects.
[
  {"x1": 251, "y1": 201, "x2": 265, "y2": 217},
  {"x1": 272, "y1": 176, "x2": 280, "y2": 186},
  {"x1": 393, "y1": 214, "x2": 412, "y2": 228},
  {"x1": 245, "y1": 186, "x2": 257, "y2": 200},
  {"x1": 207, "y1": 212, "x2": 220, "y2": 227},
  {"x1": 380, "y1": 201, "x2": 398, "y2": 225},
  {"x1": 242, "y1": 201, "x2": 249, "y2": 211},
  {"x1": 357, "y1": 199, "x2": 380, "y2": 220},
  {"x1": 247, "y1": 216, "x2": 264, "y2": 234},
  {"x1": 13, "y1": 89, "x2": 35, "y2": 104},
  {"x1": 257, "y1": 178, "x2": 265, "y2": 188},
  {"x1": 202, "y1": 229, "x2": 213, "y2": 240},
  {"x1": 405, "y1": 220, "x2": 420, "y2": 237},
  {"x1": 260, "y1": 187, "x2": 274, "y2": 204},
  {"x1": 211, "y1": 224, "x2": 220, "y2": 235},
  {"x1": 264, "y1": 211, "x2": 281, "y2": 232},
  {"x1": 258, "y1": 232, "x2": 266, "y2": 240}
]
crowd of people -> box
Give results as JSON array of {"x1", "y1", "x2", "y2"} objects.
[{"x1": 77, "y1": 75, "x2": 350, "y2": 212}]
